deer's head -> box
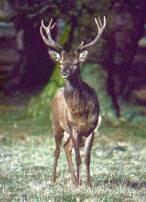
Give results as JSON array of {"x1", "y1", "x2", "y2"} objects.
[{"x1": 40, "y1": 17, "x2": 106, "y2": 79}]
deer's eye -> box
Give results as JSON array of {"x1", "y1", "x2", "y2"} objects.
[
  {"x1": 73, "y1": 63, "x2": 78, "y2": 67},
  {"x1": 72, "y1": 65, "x2": 77, "y2": 69}
]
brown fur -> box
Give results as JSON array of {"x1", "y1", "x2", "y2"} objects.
[
  {"x1": 49, "y1": 49, "x2": 100, "y2": 186},
  {"x1": 51, "y1": 85, "x2": 99, "y2": 134},
  {"x1": 51, "y1": 80, "x2": 100, "y2": 186}
]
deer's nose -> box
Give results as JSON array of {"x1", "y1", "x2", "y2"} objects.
[{"x1": 61, "y1": 68, "x2": 69, "y2": 77}]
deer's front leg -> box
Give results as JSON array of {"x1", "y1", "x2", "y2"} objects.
[
  {"x1": 71, "y1": 130, "x2": 81, "y2": 185},
  {"x1": 53, "y1": 133, "x2": 63, "y2": 182},
  {"x1": 84, "y1": 133, "x2": 94, "y2": 187},
  {"x1": 64, "y1": 137, "x2": 77, "y2": 185}
]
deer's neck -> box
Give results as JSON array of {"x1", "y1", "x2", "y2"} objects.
[
  {"x1": 63, "y1": 71, "x2": 98, "y2": 119},
  {"x1": 64, "y1": 72, "x2": 87, "y2": 114},
  {"x1": 65, "y1": 72, "x2": 82, "y2": 94}
]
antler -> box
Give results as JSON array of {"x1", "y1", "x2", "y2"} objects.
[
  {"x1": 76, "y1": 16, "x2": 106, "y2": 51},
  {"x1": 40, "y1": 18, "x2": 62, "y2": 52}
]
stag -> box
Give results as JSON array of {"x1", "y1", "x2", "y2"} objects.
[{"x1": 40, "y1": 16, "x2": 106, "y2": 186}]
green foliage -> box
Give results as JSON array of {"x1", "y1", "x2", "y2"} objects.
[
  {"x1": 28, "y1": 63, "x2": 64, "y2": 119},
  {"x1": 59, "y1": 23, "x2": 71, "y2": 46}
]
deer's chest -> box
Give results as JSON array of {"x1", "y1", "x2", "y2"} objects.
[
  {"x1": 63, "y1": 83, "x2": 99, "y2": 135},
  {"x1": 67, "y1": 106, "x2": 98, "y2": 135}
]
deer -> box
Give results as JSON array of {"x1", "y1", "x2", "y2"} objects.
[{"x1": 40, "y1": 16, "x2": 106, "y2": 186}]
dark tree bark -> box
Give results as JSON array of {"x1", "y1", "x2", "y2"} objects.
[
  {"x1": 0, "y1": 0, "x2": 56, "y2": 95},
  {"x1": 102, "y1": 1, "x2": 146, "y2": 117}
]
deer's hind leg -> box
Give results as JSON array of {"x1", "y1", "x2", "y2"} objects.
[{"x1": 84, "y1": 133, "x2": 94, "y2": 187}]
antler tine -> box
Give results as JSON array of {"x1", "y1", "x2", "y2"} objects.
[
  {"x1": 76, "y1": 41, "x2": 84, "y2": 50},
  {"x1": 97, "y1": 16, "x2": 102, "y2": 27},
  {"x1": 76, "y1": 16, "x2": 106, "y2": 51},
  {"x1": 41, "y1": 19, "x2": 55, "y2": 46},
  {"x1": 41, "y1": 19, "x2": 55, "y2": 33},
  {"x1": 40, "y1": 25, "x2": 51, "y2": 46},
  {"x1": 47, "y1": 19, "x2": 56, "y2": 44},
  {"x1": 40, "y1": 19, "x2": 62, "y2": 51}
]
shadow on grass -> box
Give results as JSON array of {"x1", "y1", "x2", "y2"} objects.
[{"x1": 97, "y1": 178, "x2": 146, "y2": 190}]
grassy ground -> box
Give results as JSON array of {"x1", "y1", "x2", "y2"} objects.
[{"x1": 0, "y1": 106, "x2": 146, "y2": 201}]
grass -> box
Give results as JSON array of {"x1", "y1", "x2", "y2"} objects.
[
  {"x1": 0, "y1": 106, "x2": 146, "y2": 201},
  {"x1": 0, "y1": 124, "x2": 146, "y2": 201}
]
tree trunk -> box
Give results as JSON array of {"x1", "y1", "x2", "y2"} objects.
[{"x1": 102, "y1": 1, "x2": 146, "y2": 117}]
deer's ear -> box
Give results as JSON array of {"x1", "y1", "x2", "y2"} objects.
[
  {"x1": 48, "y1": 50, "x2": 61, "y2": 61},
  {"x1": 79, "y1": 50, "x2": 88, "y2": 62}
]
